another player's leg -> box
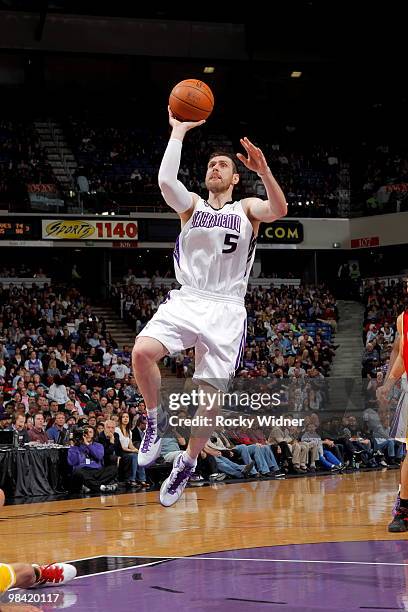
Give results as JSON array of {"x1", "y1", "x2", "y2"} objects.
[
  {"x1": 0, "y1": 562, "x2": 76, "y2": 593},
  {"x1": 389, "y1": 453, "x2": 408, "y2": 532},
  {"x1": 132, "y1": 337, "x2": 168, "y2": 467},
  {"x1": 160, "y1": 382, "x2": 219, "y2": 507}
]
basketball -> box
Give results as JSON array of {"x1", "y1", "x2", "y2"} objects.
[
  {"x1": 169, "y1": 79, "x2": 214, "y2": 122},
  {"x1": 0, "y1": 489, "x2": 4, "y2": 508}
]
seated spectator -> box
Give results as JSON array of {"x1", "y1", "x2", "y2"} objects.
[
  {"x1": 11, "y1": 413, "x2": 29, "y2": 444},
  {"x1": 115, "y1": 413, "x2": 148, "y2": 488},
  {"x1": 362, "y1": 403, "x2": 404, "y2": 465},
  {"x1": 110, "y1": 357, "x2": 130, "y2": 381},
  {"x1": 67, "y1": 425, "x2": 118, "y2": 493},
  {"x1": 268, "y1": 421, "x2": 319, "y2": 473},
  {"x1": 220, "y1": 429, "x2": 285, "y2": 478},
  {"x1": 160, "y1": 430, "x2": 185, "y2": 464},
  {"x1": 301, "y1": 422, "x2": 343, "y2": 470},
  {"x1": 204, "y1": 437, "x2": 255, "y2": 479},
  {"x1": 28, "y1": 413, "x2": 50, "y2": 444},
  {"x1": 131, "y1": 414, "x2": 146, "y2": 447},
  {"x1": 98, "y1": 419, "x2": 135, "y2": 485},
  {"x1": 46, "y1": 412, "x2": 69, "y2": 445}
]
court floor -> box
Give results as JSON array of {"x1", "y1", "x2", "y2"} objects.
[{"x1": 1, "y1": 469, "x2": 407, "y2": 611}]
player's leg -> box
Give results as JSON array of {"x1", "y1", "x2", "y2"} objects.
[
  {"x1": 160, "y1": 381, "x2": 220, "y2": 507},
  {"x1": 389, "y1": 451, "x2": 408, "y2": 532},
  {"x1": 0, "y1": 562, "x2": 76, "y2": 592},
  {"x1": 132, "y1": 336, "x2": 168, "y2": 467},
  {"x1": 132, "y1": 337, "x2": 167, "y2": 409},
  {"x1": 133, "y1": 293, "x2": 198, "y2": 468},
  {"x1": 160, "y1": 300, "x2": 246, "y2": 507}
]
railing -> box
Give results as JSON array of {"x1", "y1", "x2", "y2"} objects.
[
  {"x1": 362, "y1": 274, "x2": 407, "y2": 287},
  {"x1": 0, "y1": 277, "x2": 52, "y2": 287}
]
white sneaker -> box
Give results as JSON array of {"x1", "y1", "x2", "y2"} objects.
[
  {"x1": 138, "y1": 416, "x2": 162, "y2": 467},
  {"x1": 31, "y1": 563, "x2": 77, "y2": 588},
  {"x1": 188, "y1": 473, "x2": 205, "y2": 487},
  {"x1": 160, "y1": 453, "x2": 195, "y2": 507}
]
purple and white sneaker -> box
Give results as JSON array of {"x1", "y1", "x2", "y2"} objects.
[
  {"x1": 160, "y1": 453, "x2": 196, "y2": 507},
  {"x1": 138, "y1": 416, "x2": 162, "y2": 467}
]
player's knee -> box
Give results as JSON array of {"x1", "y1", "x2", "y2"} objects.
[{"x1": 132, "y1": 341, "x2": 154, "y2": 371}]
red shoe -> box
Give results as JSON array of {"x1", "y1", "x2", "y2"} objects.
[{"x1": 33, "y1": 563, "x2": 77, "y2": 588}]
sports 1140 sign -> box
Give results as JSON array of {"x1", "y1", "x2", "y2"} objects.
[{"x1": 42, "y1": 219, "x2": 138, "y2": 241}]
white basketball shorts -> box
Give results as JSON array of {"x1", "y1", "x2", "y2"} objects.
[{"x1": 137, "y1": 285, "x2": 247, "y2": 390}]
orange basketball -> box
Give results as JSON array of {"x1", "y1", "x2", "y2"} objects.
[
  {"x1": 169, "y1": 79, "x2": 214, "y2": 122},
  {"x1": 0, "y1": 489, "x2": 4, "y2": 508}
]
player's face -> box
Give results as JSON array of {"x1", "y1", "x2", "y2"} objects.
[{"x1": 205, "y1": 156, "x2": 238, "y2": 194}]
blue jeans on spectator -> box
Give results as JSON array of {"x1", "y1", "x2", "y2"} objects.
[
  {"x1": 319, "y1": 450, "x2": 341, "y2": 469},
  {"x1": 374, "y1": 438, "x2": 404, "y2": 459},
  {"x1": 129, "y1": 453, "x2": 146, "y2": 481},
  {"x1": 215, "y1": 456, "x2": 251, "y2": 478},
  {"x1": 233, "y1": 444, "x2": 259, "y2": 475},
  {"x1": 242, "y1": 444, "x2": 279, "y2": 474}
]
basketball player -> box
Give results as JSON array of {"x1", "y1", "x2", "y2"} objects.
[
  {"x1": 132, "y1": 107, "x2": 287, "y2": 506},
  {"x1": 377, "y1": 312, "x2": 408, "y2": 532}
]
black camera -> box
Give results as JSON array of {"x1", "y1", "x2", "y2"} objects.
[{"x1": 72, "y1": 427, "x2": 88, "y2": 445}]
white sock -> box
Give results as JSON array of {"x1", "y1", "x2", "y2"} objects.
[
  {"x1": 181, "y1": 451, "x2": 197, "y2": 467},
  {"x1": 147, "y1": 407, "x2": 158, "y2": 428}
]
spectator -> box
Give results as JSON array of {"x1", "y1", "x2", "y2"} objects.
[
  {"x1": 11, "y1": 413, "x2": 29, "y2": 444},
  {"x1": 47, "y1": 375, "x2": 69, "y2": 408},
  {"x1": 28, "y1": 413, "x2": 50, "y2": 444},
  {"x1": 67, "y1": 426, "x2": 118, "y2": 493},
  {"x1": 115, "y1": 413, "x2": 148, "y2": 488},
  {"x1": 47, "y1": 412, "x2": 68, "y2": 444},
  {"x1": 98, "y1": 419, "x2": 135, "y2": 485}
]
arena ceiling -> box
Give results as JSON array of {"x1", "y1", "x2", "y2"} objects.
[{"x1": 0, "y1": 1, "x2": 406, "y2": 140}]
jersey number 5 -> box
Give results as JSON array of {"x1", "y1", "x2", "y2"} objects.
[{"x1": 222, "y1": 233, "x2": 239, "y2": 253}]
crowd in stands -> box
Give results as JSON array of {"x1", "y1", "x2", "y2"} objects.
[
  {"x1": 65, "y1": 116, "x2": 343, "y2": 217},
  {"x1": 0, "y1": 264, "x2": 48, "y2": 279},
  {"x1": 0, "y1": 120, "x2": 58, "y2": 210},
  {"x1": 354, "y1": 144, "x2": 408, "y2": 216},
  {"x1": 251, "y1": 141, "x2": 342, "y2": 218},
  {"x1": 2, "y1": 114, "x2": 408, "y2": 219},
  {"x1": 360, "y1": 278, "x2": 405, "y2": 379}
]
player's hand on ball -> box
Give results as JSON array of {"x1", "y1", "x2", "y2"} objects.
[
  {"x1": 168, "y1": 106, "x2": 206, "y2": 131},
  {"x1": 237, "y1": 137, "x2": 269, "y2": 176}
]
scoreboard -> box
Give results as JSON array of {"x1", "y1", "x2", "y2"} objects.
[{"x1": 0, "y1": 221, "x2": 34, "y2": 239}]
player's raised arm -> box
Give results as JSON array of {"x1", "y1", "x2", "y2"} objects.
[
  {"x1": 158, "y1": 107, "x2": 205, "y2": 215},
  {"x1": 237, "y1": 137, "x2": 288, "y2": 223}
]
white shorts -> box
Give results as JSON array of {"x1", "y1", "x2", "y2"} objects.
[{"x1": 137, "y1": 286, "x2": 247, "y2": 390}]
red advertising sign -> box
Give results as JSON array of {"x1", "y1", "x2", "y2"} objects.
[{"x1": 351, "y1": 236, "x2": 380, "y2": 249}]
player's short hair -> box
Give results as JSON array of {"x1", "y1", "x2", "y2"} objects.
[{"x1": 208, "y1": 151, "x2": 238, "y2": 174}]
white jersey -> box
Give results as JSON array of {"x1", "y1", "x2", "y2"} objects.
[{"x1": 173, "y1": 198, "x2": 256, "y2": 300}]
